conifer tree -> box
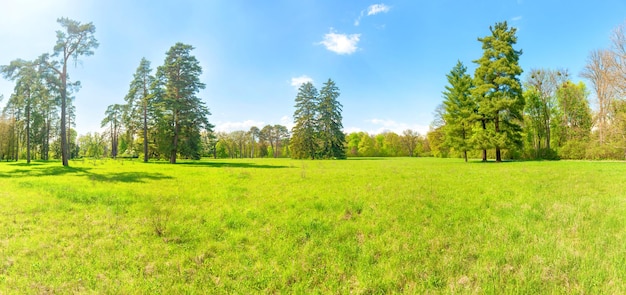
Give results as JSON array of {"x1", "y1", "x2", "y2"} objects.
[
  {"x1": 153, "y1": 43, "x2": 212, "y2": 163},
  {"x1": 442, "y1": 61, "x2": 476, "y2": 162},
  {"x1": 125, "y1": 58, "x2": 155, "y2": 162},
  {"x1": 472, "y1": 21, "x2": 524, "y2": 162},
  {"x1": 318, "y1": 79, "x2": 346, "y2": 159},
  {"x1": 40, "y1": 18, "x2": 99, "y2": 166},
  {"x1": 291, "y1": 82, "x2": 320, "y2": 159}
]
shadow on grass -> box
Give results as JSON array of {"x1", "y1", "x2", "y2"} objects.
[
  {"x1": 345, "y1": 157, "x2": 387, "y2": 161},
  {"x1": 467, "y1": 159, "x2": 519, "y2": 164},
  {"x1": 146, "y1": 161, "x2": 291, "y2": 169},
  {"x1": 3, "y1": 165, "x2": 172, "y2": 183},
  {"x1": 8, "y1": 162, "x2": 45, "y2": 166}
]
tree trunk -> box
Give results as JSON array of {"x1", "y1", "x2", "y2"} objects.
[
  {"x1": 26, "y1": 90, "x2": 31, "y2": 164},
  {"x1": 170, "y1": 111, "x2": 179, "y2": 164},
  {"x1": 546, "y1": 122, "x2": 551, "y2": 150},
  {"x1": 481, "y1": 117, "x2": 487, "y2": 162},
  {"x1": 60, "y1": 66, "x2": 68, "y2": 166},
  {"x1": 143, "y1": 102, "x2": 148, "y2": 162},
  {"x1": 495, "y1": 114, "x2": 502, "y2": 163},
  {"x1": 464, "y1": 150, "x2": 468, "y2": 162}
]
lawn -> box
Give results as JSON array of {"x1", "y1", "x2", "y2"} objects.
[{"x1": 0, "y1": 157, "x2": 625, "y2": 293}]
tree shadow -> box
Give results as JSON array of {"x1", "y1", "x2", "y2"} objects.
[
  {"x1": 468, "y1": 159, "x2": 518, "y2": 164},
  {"x1": 8, "y1": 162, "x2": 44, "y2": 166},
  {"x1": 85, "y1": 171, "x2": 173, "y2": 183},
  {"x1": 3, "y1": 165, "x2": 172, "y2": 183},
  {"x1": 146, "y1": 161, "x2": 291, "y2": 169},
  {"x1": 345, "y1": 157, "x2": 387, "y2": 161}
]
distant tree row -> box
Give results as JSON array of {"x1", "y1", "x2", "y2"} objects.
[
  {"x1": 208, "y1": 128, "x2": 428, "y2": 159},
  {"x1": 346, "y1": 130, "x2": 427, "y2": 157},
  {"x1": 430, "y1": 20, "x2": 626, "y2": 161},
  {"x1": 210, "y1": 125, "x2": 290, "y2": 158}
]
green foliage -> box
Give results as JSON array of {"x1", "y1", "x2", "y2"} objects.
[
  {"x1": 291, "y1": 79, "x2": 346, "y2": 159},
  {"x1": 318, "y1": 79, "x2": 346, "y2": 159},
  {"x1": 43, "y1": 17, "x2": 99, "y2": 166},
  {"x1": 101, "y1": 104, "x2": 125, "y2": 158},
  {"x1": 291, "y1": 82, "x2": 320, "y2": 159},
  {"x1": 472, "y1": 21, "x2": 524, "y2": 162},
  {"x1": 153, "y1": 43, "x2": 213, "y2": 163},
  {"x1": 2, "y1": 158, "x2": 626, "y2": 293},
  {"x1": 124, "y1": 58, "x2": 156, "y2": 162},
  {"x1": 442, "y1": 61, "x2": 476, "y2": 162}
]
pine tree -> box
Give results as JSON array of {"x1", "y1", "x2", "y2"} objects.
[
  {"x1": 291, "y1": 82, "x2": 319, "y2": 159},
  {"x1": 154, "y1": 43, "x2": 212, "y2": 163},
  {"x1": 124, "y1": 58, "x2": 155, "y2": 162},
  {"x1": 318, "y1": 79, "x2": 346, "y2": 159},
  {"x1": 473, "y1": 21, "x2": 524, "y2": 162},
  {"x1": 40, "y1": 18, "x2": 98, "y2": 166},
  {"x1": 442, "y1": 61, "x2": 476, "y2": 162}
]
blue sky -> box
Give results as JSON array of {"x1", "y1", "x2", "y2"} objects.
[{"x1": 1, "y1": 0, "x2": 625, "y2": 136}]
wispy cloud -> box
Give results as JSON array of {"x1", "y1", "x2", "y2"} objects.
[
  {"x1": 318, "y1": 28, "x2": 360, "y2": 55},
  {"x1": 290, "y1": 75, "x2": 313, "y2": 89},
  {"x1": 280, "y1": 115, "x2": 295, "y2": 131},
  {"x1": 367, "y1": 4, "x2": 391, "y2": 16},
  {"x1": 364, "y1": 118, "x2": 429, "y2": 135},
  {"x1": 355, "y1": 3, "x2": 391, "y2": 26},
  {"x1": 511, "y1": 16, "x2": 523, "y2": 21},
  {"x1": 215, "y1": 120, "x2": 265, "y2": 132}
]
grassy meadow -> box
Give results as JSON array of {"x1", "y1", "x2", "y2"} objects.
[{"x1": 0, "y1": 157, "x2": 625, "y2": 293}]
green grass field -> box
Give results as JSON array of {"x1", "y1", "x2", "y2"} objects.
[{"x1": 0, "y1": 157, "x2": 625, "y2": 293}]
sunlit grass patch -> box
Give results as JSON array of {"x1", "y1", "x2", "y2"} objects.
[{"x1": 0, "y1": 158, "x2": 625, "y2": 293}]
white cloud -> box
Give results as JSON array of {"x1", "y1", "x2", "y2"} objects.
[
  {"x1": 511, "y1": 16, "x2": 523, "y2": 21},
  {"x1": 367, "y1": 4, "x2": 391, "y2": 16},
  {"x1": 280, "y1": 115, "x2": 295, "y2": 131},
  {"x1": 355, "y1": 3, "x2": 391, "y2": 26},
  {"x1": 215, "y1": 120, "x2": 265, "y2": 133},
  {"x1": 318, "y1": 28, "x2": 360, "y2": 55},
  {"x1": 366, "y1": 118, "x2": 429, "y2": 135},
  {"x1": 290, "y1": 75, "x2": 313, "y2": 89}
]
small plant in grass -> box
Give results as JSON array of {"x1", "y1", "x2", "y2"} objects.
[{"x1": 151, "y1": 208, "x2": 170, "y2": 237}]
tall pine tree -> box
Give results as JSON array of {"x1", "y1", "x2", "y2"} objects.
[
  {"x1": 318, "y1": 79, "x2": 346, "y2": 159},
  {"x1": 125, "y1": 58, "x2": 155, "y2": 162},
  {"x1": 442, "y1": 61, "x2": 476, "y2": 162},
  {"x1": 154, "y1": 43, "x2": 212, "y2": 163},
  {"x1": 473, "y1": 21, "x2": 524, "y2": 162},
  {"x1": 291, "y1": 82, "x2": 320, "y2": 159}
]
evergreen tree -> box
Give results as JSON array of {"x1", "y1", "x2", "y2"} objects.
[
  {"x1": 318, "y1": 79, "x2": 346, "y2": 159},
  {"x1": 291, "y1": 82, "x2": 319, "y2": 159},
  {"x1": 473, "y1": 21, "x2": 524, "y2": 162},
  {"x1": 154, "y1": 43, "x2": 213, "y2": 163},
  {"x1": 124, "y1": 58, "x2": 155, "y2": 162},
  {"x1": 40, "y1": 18, "x2": 98, "y2": 166},
  {"x1": 101, "y1": 104, "x2": 124, "y2": 158},
  {"x1": 442, "y1": 61, "x2": 476, "y2": 162}
]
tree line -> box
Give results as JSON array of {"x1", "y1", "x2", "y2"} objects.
[
  {"x1": 430, "y1": 20, "x2": 626, "y2": 161},
  {"x1": 0, "y1": 18, "x2": 213, "y2": 165},
  {"x1": 6, "y1": 19, "x2": 626, "y2": 163}
]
